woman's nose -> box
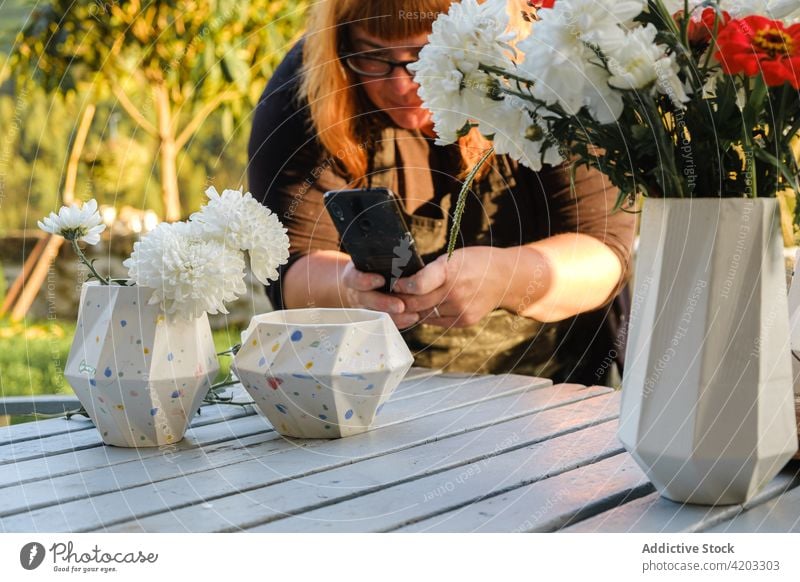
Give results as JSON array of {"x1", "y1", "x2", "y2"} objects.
[{"x1": 386, "y1": 67, "x2": 419, "y2": 95}]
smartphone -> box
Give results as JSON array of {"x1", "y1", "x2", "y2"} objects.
[{"x1": 323, "y1": 187, "x2": 425, "y2": 293}]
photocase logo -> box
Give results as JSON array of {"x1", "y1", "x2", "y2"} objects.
[{"x1": 19, "y1": 542, "x2": 46, "y2": 570}]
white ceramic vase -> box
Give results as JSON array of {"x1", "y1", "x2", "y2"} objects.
[
  {"x1": 232, "y1": 308, "x2": 414, "y2": 438},
  {"x1": 64, "y1": 282, "x2": 219, "y2": 447},
  {"x1": 618, "y1": 198, "x2": 798, "y2": 505},
  {"x1": 786, "y1": 248, "x2": 800, "y2": 459}
]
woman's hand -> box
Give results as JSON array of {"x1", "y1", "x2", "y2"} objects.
[
  {"x1": 392, "y1": 246, "x2": 513, "y2": 328},
  {"x1": 339, "y1": 261, "x2": 420, "y2": 329}
]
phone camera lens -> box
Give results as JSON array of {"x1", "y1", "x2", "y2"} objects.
[{"x1": 330, "y1": 203, "x2": 344, "y2": 221}]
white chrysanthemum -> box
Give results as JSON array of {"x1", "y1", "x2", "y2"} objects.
[
  {"x1": 124, "y1": 221, "x2": 247, "y2": 320},
  {"x1": 409, "y1": 0, "x2": 517, "y2": 144},
  {"x1": 38, "y1": 199, "x2": 106, "y2": 245},
  {"x1": 557, "y1": 0, "x2": 646, "y2": 50},
  {"x1": 607, "y1": 25, "x2": 691, "y2": 109},
  {"x1": 477, "y1": 98, "x2": 564, "y2": 170},
  {"x1": 190, "y1": 187, "x2": 290, "y2": 285},
  {"x1": 517, "y1": 8, "x2": 624, "y2": 124}
]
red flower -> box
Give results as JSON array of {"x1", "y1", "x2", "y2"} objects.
[
  {"x1": 527, "y1": 0, "x2": 556, "y2": 8},
  {"x1": 715, "y1": 15, "x2": 800, "y2": 88},
  {"x1": 681, "y1": 7, "x2": 731, "y2": 45}
]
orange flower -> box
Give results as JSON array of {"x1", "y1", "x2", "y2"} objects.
[{"x1": 714, "y1": 15, "x2": 800, "y2": 88}]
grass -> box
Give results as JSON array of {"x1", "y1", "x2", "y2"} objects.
[{"x1": 0, "y1": 318, "x2": 242, "y2": 399}]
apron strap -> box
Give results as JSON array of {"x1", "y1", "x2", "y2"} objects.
[{"x1": 367, "y1": 126, "x2": 397, "y2": 190}]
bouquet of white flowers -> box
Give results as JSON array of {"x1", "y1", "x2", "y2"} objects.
[
  {"x1": 39, "y1": 188, "x2": 290, "y2": 320},
  {"x1": 411, "y1": 0, "x2": 800, "y2": 251}
]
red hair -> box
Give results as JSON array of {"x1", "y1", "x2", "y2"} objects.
[{"x1": 301, "y1": 0, "x2": 498, "y2": 184}]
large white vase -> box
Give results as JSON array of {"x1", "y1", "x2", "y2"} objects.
[
  {"x1": 618, "y1": 198, "x2": 798, "y2": 505},
  {"x1": 786, "y1": 248, "x2": 800, "y2": 459},
  {"x1": 233, "y1": 308, "x2": 414, "y2": 438},
  {"x1": 64, "y1": 282, "x2": 219, "y2": 447}
]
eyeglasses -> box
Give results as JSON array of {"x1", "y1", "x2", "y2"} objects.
[{"x1": 340, "y1": 52, "x2": 418, "y2": 78}]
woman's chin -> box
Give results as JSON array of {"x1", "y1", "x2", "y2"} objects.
[{"x1": 387, "y1": 109, "x2": 431, "y2": 131}]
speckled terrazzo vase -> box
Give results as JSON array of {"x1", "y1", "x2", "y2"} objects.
[
  {"x1": 232, "y1": 308, "x2": 414, "y2": 438},
  {"x1": 64, "y1": 281, "x2": 219, "y2": 447},
  {"x1": 618, "y1": 198, "x2": 798, "y2": 505}
]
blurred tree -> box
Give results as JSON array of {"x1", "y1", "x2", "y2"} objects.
[
  {"x1": 2, "y1": 0, "x2": 105, "y2": 319},
  {"x1": 0, "y1": 262, "x2": 7, "y2": 306},
  {"x1": 7, "y1": 0, "x2": 108, "y2": 206},
  {"x1": 9, "y1": 0, "x2": 308, "y2": 221}
]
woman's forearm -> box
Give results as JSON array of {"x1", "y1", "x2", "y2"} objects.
[
  {"x1": 282, "y1": 250, "x2": 352, "y2": 309},
  {"x1": 499, "y1": 233, "x2": 623, "y2": 322},
  {"x1": 284, "y1": 237, "x2": 623, "y2": 321}
]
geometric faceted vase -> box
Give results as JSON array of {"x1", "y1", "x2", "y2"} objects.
[
  {"x1": 786, "y1": 248, "x2": 800, "y2": 459},
  {"x1": 65, "y1": 282, "x2": 219, "y2": 447},
  {"x1": 233, "y1": 308, "x2": 414, "y2": 438},
  {"x1": 618, "y1": 198, "x2": 798, "y2": 505}
]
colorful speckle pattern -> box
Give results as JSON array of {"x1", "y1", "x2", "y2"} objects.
[
  {"x1": 231, "y1": 309, "x2": 413, "y2": 439},
  {"x1": 64, "y1": 284, "x2": 221, "y2": 448}
]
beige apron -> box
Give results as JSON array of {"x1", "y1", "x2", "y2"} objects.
[{"x1": 367, "y1": 127, "x2": 566, "y2": 378}]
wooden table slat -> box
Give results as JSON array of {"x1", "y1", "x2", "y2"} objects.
[
  {"x1": 108, "y1": 390, "x2": 620, "y2": 532},
  {"x1": 0, "y1": 373, "x2": 550, "y2": 489},
  {"x1": 703, "y1": 472, "x2": 800, "y2": 533},
  {"x1": 395, "y1": 453, "x2": 653, "y2": 533},
  {"x1": 0, "y1": 383, "x2": 608, "y2": 531},
  {"x1": 391, "y1": 372, "x2": 549, "y2": 402},
  {"x1": 560, "y1": 468, "x2": 800, "y2": 533},
  {"x1": 6, "y1": 367, "x2": 794, "y2": 533},
  {"x1": 0, "y1": 368, "x2": 437, "y2": 448},
  {"x1": 248, "y1": 420, "x2": 629, "y2": 533},
  {"x1": 0, "y1": 371, "x2": 537, "y2": 466},
  {"x1": 0, "y1": 416, "x2": 95, "y2": 449},
  {"x1": 0, "y1": 401, "x2": 259, "y2": 466}
]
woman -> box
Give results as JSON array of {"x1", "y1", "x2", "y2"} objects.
[{"x1": 248, "y1": 0, "x2": 635, "y2": 385}]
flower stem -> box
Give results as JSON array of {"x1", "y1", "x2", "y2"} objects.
[
  {"x1": 447, "y1": 147, "x2": 494, "y2": 259},
  {"x1": 71, "y1": 239, "x2": 110, "y2": 285},
  {"x1": 644, "y1": 97, "x2": 685, "y2": 197},
  {"x1": 743, "y1": 76, "x2": 768, "y2": 197},
  {"x1": 700, "y1": 6, "x2": 724, "y2": 74},
  {"x1": 652, "y1": 0, "x2": 681, "y2": 39},
  {"x1": 203, "y1": 379, "x2": 255, "y2": 408},
  {"x1": 479, "y1": 64, "x2": 534, "y2": 88}
]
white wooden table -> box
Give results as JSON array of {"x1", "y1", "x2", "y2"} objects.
[{"x1": 1, "y1": 368, "x2": 798, "y2": 533}]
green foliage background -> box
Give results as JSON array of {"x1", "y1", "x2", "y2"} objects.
[
  {"x1": 0, "y1": 0, "x2": 307, "y2": 233},
  {"x1": 0, "y1": 0, "x2": 305, "y2": 400},
  {"x1": 0, "y1": 318, "x2": 241, "y2": 398}
]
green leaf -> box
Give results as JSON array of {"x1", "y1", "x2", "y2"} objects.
[
  {"x1": 221, "y1": 46, "x2": 250, "y2": 94},
  {"x1": 753, "y1": 148, "x2": 800, "y2": 195}
]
